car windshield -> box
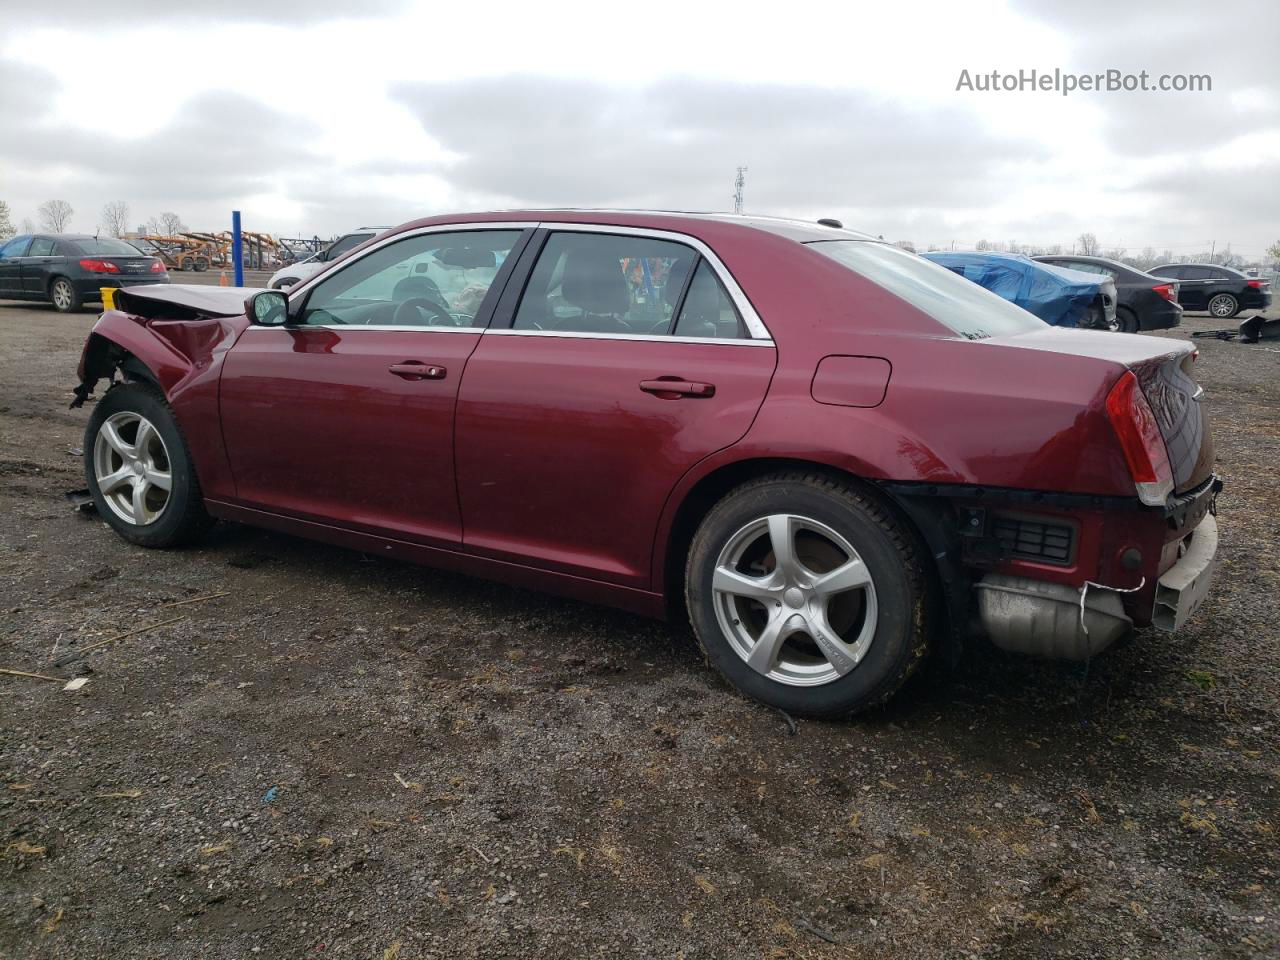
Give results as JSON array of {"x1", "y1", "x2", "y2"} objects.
[
  {"x1": 808, "y1": 240, "x2": 1045, "y2": 339},
  {"x1": 74, "y1": 238, "x2": 145, "y2": 256}
]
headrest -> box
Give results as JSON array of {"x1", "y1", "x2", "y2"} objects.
[{"x1": 561, "y1": 249, "x2": 628, "y2": 317}]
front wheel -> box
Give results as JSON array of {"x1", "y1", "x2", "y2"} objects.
[
  {"x1": 84, "y1": 382, "x2": 212, "y2": 548},
  {"x1": 50, "y1": 277, "x2": 81, "y2": 313},
  {"x1": 1208, "y1": 293, "x2": 1238, "y2": 319},
  {"x1": 686, "y1": 474, "x2": 931, "y2": 717}
]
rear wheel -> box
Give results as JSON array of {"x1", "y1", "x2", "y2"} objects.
[
  {"x1": 686, "y1": 474, "x2": 931, "y2": 717},
  {"x1": 1208, "y1": 293, "x2": 1238, "y2": 319},
  {"x1": 1117, "y1": 306, "x2": 1139, "y2": 333},
  {"x1": 50, "y1": 277, "x2": 81, "y2": 313},
  {"x1": 84, "y1": 383, "x2": 212, "y2": 548}
]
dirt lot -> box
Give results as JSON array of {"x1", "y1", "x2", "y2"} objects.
[{"x1": 1, "y1": 297, "x2": 1276, "y2": 959}]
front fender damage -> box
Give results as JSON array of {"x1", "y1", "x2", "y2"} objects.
[{"x1": 71, "y1": 302, "x2": 248, "y2": 409}]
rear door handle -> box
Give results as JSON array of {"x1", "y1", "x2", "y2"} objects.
[
  {"x1": 639, "y1": 378, "x2": 716, "y2": 398},
  {"x1": 389, "y1": 361, "x2": 446, "y2": 380}
]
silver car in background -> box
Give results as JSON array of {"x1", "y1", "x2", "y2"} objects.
[{"x1": 268, "y1": 227, "x2": 388, "y2": 290}]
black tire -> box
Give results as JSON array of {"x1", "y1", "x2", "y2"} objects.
[
  {"x1": 1207, "y1": 293, "x2": 1238, "y2": 319},
  {"x1": 192, "y1": 258, "x2": 209, "y2": 273},
  {"x1": 83, "y1": 382, "x2": 212, "y2": 548},
  {"x1": 685, "y1": 473, "x2": 931, "y2": 718},
  {"x1": 1117, "y1": 306, "x2": 1140, "y2": 333},
  {"x1": 49, "y1": 276, "x2": 81, "y2": 313}
]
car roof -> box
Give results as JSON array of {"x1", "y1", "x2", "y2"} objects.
[
  {"x1": 386, "y1": 209, "x2": 878, "y2": 245},
  {"x1": 1154, "y1": 262, "x2": 1240, "y2": 270},
  {"x1": 1034, "y1": 253, "x2": 1148, "y2": 274}
]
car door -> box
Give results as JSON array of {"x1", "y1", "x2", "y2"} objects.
[
  {"x1": 1176, "y1": 266, "x2": 1212, "y2": 309},
  {"x1": 454, "y1": 226, "x2": 777, "y2": 589},
  {"x1": 20, "y1": 237, "x2": 59, "y2": 296},
  {"x1": 0, "y1": 235, "x2": 31, "y2": 298},
  {"x1": 219, "y1": 225, "x2": 530, "y2": 546}
]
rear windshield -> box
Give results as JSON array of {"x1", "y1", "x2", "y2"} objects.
[
  {"x1": 73, "y1": 238, "x2": 145, "y2": 257},
  {"x1": 808, "y1": 240, "x2": 1045, "y2": 339}
]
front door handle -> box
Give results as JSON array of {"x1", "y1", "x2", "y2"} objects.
[
  {"x1": 389, "y1": 361, "x2": 446, "y2": 380},
  {"x1": 639, "y1": 378, "x2": 716, "y2": 399}
]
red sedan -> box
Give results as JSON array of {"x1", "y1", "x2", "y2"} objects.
[{"x1": 72, "y1": 211, "x2": 1221, "y2": 716}]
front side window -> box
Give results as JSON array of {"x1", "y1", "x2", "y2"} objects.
[
  {"x1": 810, "y1": 240, "x2": 1044, "y2": 339},
  {"x1": 297, "y1": 230, "x2": 522, "y2": 328},
  {"x1": 513, "y1": 232, "x2": 694, "y2": 335},
  {"x1": 0, "y1": 236, "x2": 31, "y2": 258}
]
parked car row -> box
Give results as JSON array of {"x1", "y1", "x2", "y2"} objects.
[
  {"x1": 70, "y1": 210, "x2": 1222, "y2": 717},
  {"x1": 922, "y1": 251, "x2": 1120, "y2": 330},
  {"x1": 1147, "y1": 262, "x2": 1272, "y2": 319},
  {"x1": 0, "y1": 234, "x2": 169, "y2": 312}
]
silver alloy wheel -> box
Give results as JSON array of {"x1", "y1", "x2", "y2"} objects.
[
  {"x1": 52, "y1": 279, "x2": 73, "y2": 310},
  {"x1": 711, "y1": 514, "x2": 878, "y2": 687},
  {"x1": 92, "y1": 411, "x2": 173, "y2": 526},
  {"x1": 1208, "y1": 294, "x2": 1236, "y2": 318}
]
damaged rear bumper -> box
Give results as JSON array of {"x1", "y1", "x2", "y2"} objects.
[{"x1": 974, "y1": 512, "x2": 1219, "y2": 660}]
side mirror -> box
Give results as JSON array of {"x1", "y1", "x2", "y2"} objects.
[{"x1": 246, "y1": 289, "x2": 289, "y2": 326}]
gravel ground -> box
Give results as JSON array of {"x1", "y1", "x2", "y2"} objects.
[{"x1": 1, "y1": 299, "x2": 1277, "y2": 959}]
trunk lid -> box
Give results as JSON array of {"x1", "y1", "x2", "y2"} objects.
[{"x1": 993, "y1": 327, "x2": 1215, "y2": 496}]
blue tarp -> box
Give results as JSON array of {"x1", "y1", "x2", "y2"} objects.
[{"x1": 921, "y1": 251, "x2": 1104, "y2": 327}]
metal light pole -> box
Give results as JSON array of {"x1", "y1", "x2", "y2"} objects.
[{"x1": 232, "y1": 210, "x2": 244, "y2": 287}]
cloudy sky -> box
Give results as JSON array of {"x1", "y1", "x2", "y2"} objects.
[{"x1": 1, "y1": 0, "x2": 1276, "y2": 257}]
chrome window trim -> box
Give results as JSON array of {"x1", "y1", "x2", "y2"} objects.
[
  {"x1": 532, "y1": 221, "x2": 772, "y2": 341},
  {"x1": 482, "y1": 328, "x2": 773, "y2": 347},
  {"x1": 281, "y1": 220, "x2": 534, "y2": 306},
  {"x1": 242, "y1": 323, "x2": 482, "y2": 334},
  {"x1": 270, "y1": 219, "x2": 774, "y2": 342}
]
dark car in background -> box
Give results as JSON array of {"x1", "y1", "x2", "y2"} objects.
[
  {"x1": 921, "y1": 251, "x2": 1117, "y2": 330},
  {"x1": 1034, "y1": 254, "x2": 1182, "y2": 333},
  {"x1": 1148, "y1": 263, "x2": 1272, "y2": 319},
  {"x1": 0, "y1": 234, "x2": 168, "y2": 312}
]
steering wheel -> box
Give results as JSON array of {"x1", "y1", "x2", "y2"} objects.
[{"x1": 392, "y1": 297, "x2": 452, "y2": 327}]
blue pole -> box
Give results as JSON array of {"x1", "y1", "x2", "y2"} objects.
[{"x1": 232, "y1": 210, "x2": 244, "y2": 287}]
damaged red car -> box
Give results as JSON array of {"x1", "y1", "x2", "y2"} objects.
[{"x1": 72, "y1": 211, "x2": 1221, "y2": 716}]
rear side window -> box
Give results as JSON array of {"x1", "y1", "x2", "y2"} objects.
[
  {"x1": 673, "y1": 261, "x2": 745, "y2": 339},
  {"x1": 28, "y1": 238, "x2": 56, "y2": 257},
  {"x1": 809, "y1": 240, "x2": 1044, "y2": 339},
  {"x1": 513, "y1": 232, "x2": 693, "y2": 335},
  {"x1": 324, "y1": 233, "x2": 372, "y2": 260}
]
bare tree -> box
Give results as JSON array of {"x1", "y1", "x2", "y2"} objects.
[
  {"x1": 101, "y1": 200, "x2": 131, "y2": 238},
  {"x1": 38, "y1": 199, "x2": 74, "y2": 233},
  {"x1": 158, "y1": 211, "x2": 186, "y2": 236},
  {"x1": 1076, "y1": 232, "x2": 1099, "y2": 256},
  {"x1": 1267, "y1": 240, "x2": 1280, "y2": 268},
  {"x1": 0, "y1": 200, "x2": 14, "y2": 240},
  {"x1": 975, "y1": 238, "x2": 993, "y2": 251}
]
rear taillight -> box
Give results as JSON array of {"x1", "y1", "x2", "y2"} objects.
[
  {"x1": 1106, "y1": 371, "x2": 1173, "y2": 506},
  {"x1": 1247, "y1": 279, "x2": 1266, "y2": 289},
  {"x1": 149, "y1": 260, "x2": 166, "y2": 273},
  {"x1": 1152, "y1": 283, "x2": 1177, "y2": 302},
  {"x1": 79, "y1": 259, "x2": 120, "y2": 274}
]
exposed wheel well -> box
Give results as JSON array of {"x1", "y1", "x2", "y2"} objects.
[{"x1": 75, "y1": 334, "x2": 162, "y2": 406}]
